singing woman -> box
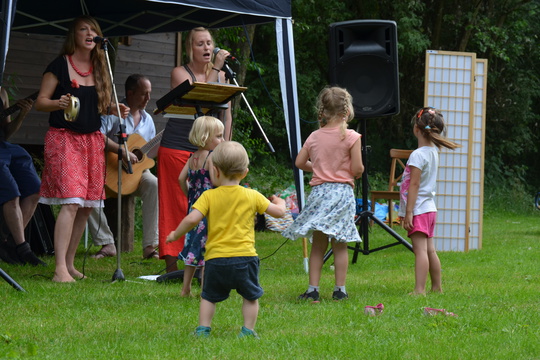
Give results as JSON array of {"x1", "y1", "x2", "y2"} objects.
[{"x1": 35, "y1": 15, "x2": 128, "y2": 282}]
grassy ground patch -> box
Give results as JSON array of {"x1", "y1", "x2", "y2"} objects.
[{"x1": 1, "y1": 210, "x2": 539, "y2": 359}]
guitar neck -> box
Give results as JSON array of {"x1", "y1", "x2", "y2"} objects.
[
  {"x1": 0, "y1": 91, "x2": 39, "y2": 120},
  {"x1": 140, "y1": 130, "x2": 164, "y2": 154},
  {"x1": 0, "y1": 105, "x2": 21, "y2": 119}
]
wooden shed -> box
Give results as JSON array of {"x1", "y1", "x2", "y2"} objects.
[{"x1": 4, "y1": 31, "x2": 178, "y2": 145}]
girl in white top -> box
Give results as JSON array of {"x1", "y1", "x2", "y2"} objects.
[{"x1": 399, "y1": 107, "x2": 460, "y2": 295}]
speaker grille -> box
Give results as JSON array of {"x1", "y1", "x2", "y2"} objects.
[{"x1": 329, "y1": 20, "x2": 399, "y2": 118}]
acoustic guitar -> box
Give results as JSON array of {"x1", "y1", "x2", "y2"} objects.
[
  {"x1": 105, "y1": 130, "x2": 163, "y2": 196},
  {"x1": 0, "y1": 91, "x2": 39, "y2": 120}
]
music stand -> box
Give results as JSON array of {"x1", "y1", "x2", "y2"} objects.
[{"x1": 154, "y1": 80, "x2": 246, "y2": 117}]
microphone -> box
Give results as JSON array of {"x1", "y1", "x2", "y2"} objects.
[
  {"x1": 213, "y1": 47, "x2": 239, "y2": 64},
  {"x1": 93, "y1": 36, "x2": 108, "y2": 44}
]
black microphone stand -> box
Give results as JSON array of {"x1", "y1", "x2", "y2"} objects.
[
  {"x1": 222, "y1": 63, "x2": 275, "y2": 153},
  {"x1": 98, "y1": 38, "x2": 132, "y2": 282}
]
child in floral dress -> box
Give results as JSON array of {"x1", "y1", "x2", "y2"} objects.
[{"x1": 177, "y1": 116, "x2": 224, "y2": 297}]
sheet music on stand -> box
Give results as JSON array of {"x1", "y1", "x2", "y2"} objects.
[{"x1": 154, "y1": 80, "x2": 246, "y2": 117}]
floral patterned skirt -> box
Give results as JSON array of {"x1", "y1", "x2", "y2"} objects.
[{"x1": 282, "y1": 182, "x2": 361, "y2": 243}]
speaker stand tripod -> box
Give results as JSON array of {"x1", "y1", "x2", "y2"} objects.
[{"x1": 324, "y1": 118, "x2": 413, "y2": 264}]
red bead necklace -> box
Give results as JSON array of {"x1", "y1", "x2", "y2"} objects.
[{"x1": 68, "y1": 55, "x2": 93, "y2": 77}]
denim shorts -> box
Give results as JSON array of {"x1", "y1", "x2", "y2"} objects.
[
  {"x1": 201, "y1": 256, "x2": 263, "y2": 303},
  {"x1": 0, "y1": 142, "x2": 41, "y2": 205}
]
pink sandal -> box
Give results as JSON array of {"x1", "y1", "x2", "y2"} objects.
[
  {"x1": 423, "y1": 307, "x2": 458, "y2": 317},
  {"x1": 364, "y1": 303, "x2": 384, "y2": 316}
]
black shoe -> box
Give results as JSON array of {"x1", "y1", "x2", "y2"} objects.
[
  {"x1": 332, "y1": 289, "x2": 349, "y2": 300},
  {"x1": 0, "y1": 243, "x2": 19, "y2": 264},
  {"x1": 298, "y1": 290, "x2": 320, "y2": 302},
  {"x1": 16, "y1": 242, "x2": 47, "y2": 266}
]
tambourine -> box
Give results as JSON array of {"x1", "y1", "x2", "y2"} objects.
[{"x1": 64, "y1": 96, "x2": 80, "y2": 122}]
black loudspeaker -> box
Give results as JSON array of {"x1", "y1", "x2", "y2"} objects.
[{"x1": 329, "y1": 20, "x2": 399, "y2": 118}]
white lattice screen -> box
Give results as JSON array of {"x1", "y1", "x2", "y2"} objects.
[{"x1": 424, "y1": 50, "x2": 487, "y2": 251}]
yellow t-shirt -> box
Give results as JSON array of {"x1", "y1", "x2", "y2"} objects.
[{"x1": 192, "y1": 185, "x2": 270, "y2": 261}]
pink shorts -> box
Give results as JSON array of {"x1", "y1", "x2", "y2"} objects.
[{"x1": 408, "y1": 212, "x2": 437, "y2": 238}]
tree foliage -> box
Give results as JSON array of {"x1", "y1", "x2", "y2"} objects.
[{"x1": 216, "y1": 0, "x2": 540, "y2": 192}]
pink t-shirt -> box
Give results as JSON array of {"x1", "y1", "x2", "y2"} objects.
[{"x1": 303, "y1": 127, "x2": 361, "y2": 187}]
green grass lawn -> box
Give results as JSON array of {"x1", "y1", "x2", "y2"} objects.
[{"x1": 1, "y1": 210, "x2": 539, "y2": 359}]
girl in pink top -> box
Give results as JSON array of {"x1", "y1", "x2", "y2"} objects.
[{"x1": 282, "y1": 86, "x2": 364, "y2": 301}]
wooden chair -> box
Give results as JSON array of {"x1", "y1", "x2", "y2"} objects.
[{"x1": 370, "y1": 149, "x2": 413, "y2": 227}]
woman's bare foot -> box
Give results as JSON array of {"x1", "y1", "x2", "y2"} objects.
[
  {"x1": 67, "y1": 267, "x2": 86, "y2": 280},
  {"x1": 52, "y1": 271, "x2": 75, "y2": 283},
  {"x1": 70, "y1": 271, "x2": 87, "y2": 280}
]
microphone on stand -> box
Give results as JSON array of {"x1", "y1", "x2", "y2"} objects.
[
  {"x1": 213, "y1": 47, "x2": 240, "y2": 64},
  {"x1": 93, "y1": 36, "x2": 108, "y2": 44}
]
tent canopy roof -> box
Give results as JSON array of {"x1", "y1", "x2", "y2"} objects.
[{"x1": 12, "y1": 0, "x2": 291, "y2": 36}]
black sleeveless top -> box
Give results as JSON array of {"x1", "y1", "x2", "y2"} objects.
[
  {"x1": 160, "y1": 64, "x2": 222, "y2": 152},
  {"x1": 44, "y1": 56, "x2": 101, "y2": 134}
]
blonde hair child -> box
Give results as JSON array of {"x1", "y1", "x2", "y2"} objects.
[
  {"x1": 167, "y1": 141, "x2": 286, "y2": 338},
  {"x1": 282, "y1": 86, "x2": 364, "y2": 301},
  {"x1": 177, "y1": 116, "x2": 224, "y2": 297}
]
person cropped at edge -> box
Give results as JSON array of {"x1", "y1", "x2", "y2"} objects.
[
  {"x1": 35, "y1": 15, "x2": 129, "y2": 283},
  {"x1": 0, "y1": 86, "x2": 45, "y2": 266},
  {"x1": 87, "y1": 74, "x2": 159, "y2": 260},
  {"x1": 158, "y1": 27, "x2": 233, "y2": 272}
]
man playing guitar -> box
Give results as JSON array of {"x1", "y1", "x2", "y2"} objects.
[
  {"x1": 88, "y1": 74, "x2": 160, "y2": 259},
  {"x1": 0, "y1": 86, "x2": 46, "y2": 266}
]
